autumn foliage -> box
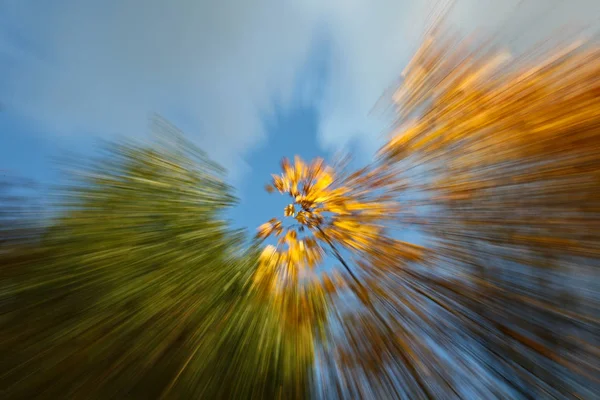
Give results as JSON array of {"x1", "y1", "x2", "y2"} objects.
[
  {"x1": 255, "y1": 29, "x2": 600, "y2": 399},
  {"x1": 1, "y1": 22, "x2": 599, "y2": 400},
  {"x1": 254, "y1": 155, "x2": 422, "y2": 301}
]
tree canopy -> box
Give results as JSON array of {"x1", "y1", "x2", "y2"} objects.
[
  {"x1": 1, "y1": 131, "x2": 316, "y2": 399},
  {"x1": 2, "y1": 27, "x2": 599, "y2": 400}
]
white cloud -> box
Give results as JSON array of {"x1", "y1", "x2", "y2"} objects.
[
  {"x1": 1, "y1": 0, "x2": 318, "y2": 179},
  {"x1": 1, "y1": 0, "x2": 598, "y2": 179},
  {"x1": 310, "y1": 0, "x2": 600, "y2": 156}
]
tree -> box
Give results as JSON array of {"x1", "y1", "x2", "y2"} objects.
[
  {"x1": 1, "y1": 125, "x2": 315, "y2": 399},
  {"x1": 378, "y1": 28, "x2": 600, "y2": 399},
  {"x1": 254, "y1": 156, "x2": 441, "y2": 398},
  {"x1": 256, "y1": 30, "x2": 600, "y2": 399}
]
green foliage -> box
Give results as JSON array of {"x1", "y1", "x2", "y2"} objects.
[{"x1": 0, "y1": 133, "x2": 313, "y2": 399}]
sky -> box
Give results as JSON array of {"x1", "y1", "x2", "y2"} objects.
[{"x1": 1, "y1": 0, "x2": 599, "y2": 233}]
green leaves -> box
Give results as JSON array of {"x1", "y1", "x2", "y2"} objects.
[{"x1": 1, "y1": 130, "x2": 313, "y2": 399}]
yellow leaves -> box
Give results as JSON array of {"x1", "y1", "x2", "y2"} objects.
[
  {"x1": 288, "y1": 242, "x2": 302, "y2": 266},
  {"x1": 312, "y1": 168, "x2": 334, "y2": 193},
  {"x1": 279, "y1": 231, "x2": 323, "y2": 271},
  {"x1": 253, "y1": 239, "x2": 325, "y2": 299},
  {"x1": 332, "y1": 218, "x2": 357, "y2": 232},
  {"x1": 379, "y1": 30, "x2": 600, "y2": 256},
  {"x1": 261, "y1": 244, "x2": 277, "y2": 259},
  {"x1": 281, "y1": 157, "x2": 294, "y2": 181},
  {"x1": 294, "y1": 156, "x2": 306, "y2": 181},
  {"x1": 251, "y1": 30, "x2": 600, "y2": 398},
  {"x1": 286, "y1": 228, "x2": 298, "y2": 241},
  {"x1": 256, "y1": 218, "x2": 282, "y2": 239},
  {"x1": 328, "y1": 219, "x2": 381, "y2": 251},
  {"x1": 272, "y1": 174, "x2": 284, "y2": 193},
  {"x1": 253, "y1": 245, "x2": 281, "y2": 293},
  {"x1": 272, "y1": 156, "x2": 311, "y2": 197},
  {"x1": 303, "y1": 240, "x2": 323, "y2": 270},
  {"x1": 257, "y1": 222, "x2": 273, "y2": 239},
  {"x1": 458, "y1": 51, "x2": 512, "y2": 91},
  {"x1": 304, "y1": 157, "x2": 324, "y2": 182},
  {"x1": 258, "y1": 222, "x2": 273, "y2": 238},
  {"x1": 255, "y1": 148, "x2": 421, "y2": 303},
  {"x1": 322, "y1": 203, "x2": 346, "y2": 215},
  {"x1": 284, "y1": 204, "x2": 295, "y2": 217},
  {"x1": 295, "y1": 210, "x2": 308, "y2": 225}
]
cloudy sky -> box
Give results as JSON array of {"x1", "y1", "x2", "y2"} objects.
[{"x1": 1, "y1": 0, "x2": 598, "y2": 230}]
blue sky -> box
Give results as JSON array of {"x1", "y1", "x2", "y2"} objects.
[{"x1": 2, "y1": 0, "x2": 598, "y2": 233}]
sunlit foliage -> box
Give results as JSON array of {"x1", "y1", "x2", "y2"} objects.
[
  {"x1": 258, "y1": 29, "x2": 600, "y2": 399},
  {"x1": 0, "y1": 126, "x2": 314, "y2": 399},
  {"x1": 378, "y1": 28, "x2": 600, "y2": 398},
  {"x1": 2, "y1": 21, "x2": 600, "y2": 400},
  {"x1": 255, "y1": 155, "x2": 423, "y2": 297},
  {"x1": 255, "y1": 155, "x2": 439, "y2": 397}
]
